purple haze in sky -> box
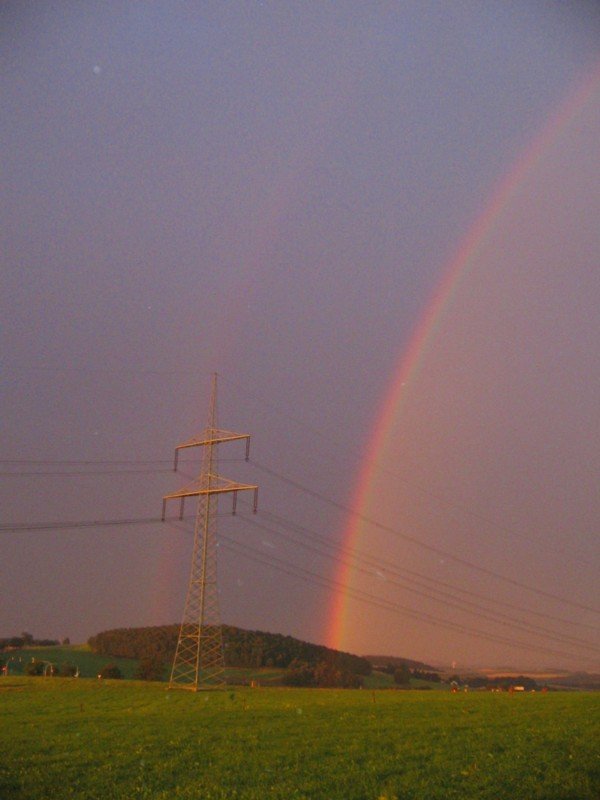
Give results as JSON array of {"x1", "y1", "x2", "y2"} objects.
[{"x1": 1, "y1": 2, "x2": 599, "y2": 670}]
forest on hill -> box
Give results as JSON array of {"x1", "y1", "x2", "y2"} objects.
[
  {"x1": 365, "y1": 654, "x2": 436, "y2": 671},
  {"x1": 0, "y1": 633, "x2": 62, "y2": 649},
  {"x1": 88, "y1": 624, "x2": 372, "y2": 676}
]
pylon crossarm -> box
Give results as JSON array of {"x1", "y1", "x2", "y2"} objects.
[
  {"x1": 162, "y1": 475, "x2": 258, "y2": 520},
  {"x1": 173, "y1": 429, "x2": 251, "y2": 470},
  {"x1": 163, "y1": 476, "x2": 258, "y2": 500}
]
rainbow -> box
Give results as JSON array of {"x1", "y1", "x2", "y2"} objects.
[{"x1": 326, "y1": 62, "x2": 600, "y2": 651}]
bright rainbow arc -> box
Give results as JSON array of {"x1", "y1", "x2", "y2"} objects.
[{"x1": 326, "y1": 62, "x2": 600, "y2": 652}]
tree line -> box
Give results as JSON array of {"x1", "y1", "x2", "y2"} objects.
[
  {"x1": 88, "y1": 624, "x2": 372, "y2": 677},
  {"x1": 0, "y1": 632, "x2": 62, "y2": 650},
  {"x1": 450, "y1": 674, "x2": 541, "y2": 691}
]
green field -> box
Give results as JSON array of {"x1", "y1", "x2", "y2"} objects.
[
  {"x1": 2, "y1": 645, "x2": 293, "y2": 686},
  {"x1": 3, "y1": 645, "x2": 140, "y2": 679},
  {"x1": 2, "y1": 645, "x2": 429, "y2": 689},
  {"x1": 1, "y1": 678, "x2": 598, "y2": 799}
]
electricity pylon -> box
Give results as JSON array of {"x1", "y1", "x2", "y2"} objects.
[{"x1": 162, "y1": 373, "x2": 258, "y2": 691}]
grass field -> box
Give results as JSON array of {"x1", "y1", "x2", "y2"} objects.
[
  {"x1": 1, "y1": 677, "x2": 598, "y2": 799},
  {"x1": 2, "y1": 645, "x2": 139, "y2": 679},
  {"x1": 2, "y1": 645, "x2": 430, "y2": 689},
  {"x1": 2, "y1": 646, "x2": 297, "y2": 686}
]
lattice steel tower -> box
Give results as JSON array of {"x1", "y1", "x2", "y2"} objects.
[{"x1": 162, "y1": 374, "x2": 258, "y2": 690}]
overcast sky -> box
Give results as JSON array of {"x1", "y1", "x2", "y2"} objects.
[{"x1": 2, "y1": 1, "x2": 599, "y2": 671}]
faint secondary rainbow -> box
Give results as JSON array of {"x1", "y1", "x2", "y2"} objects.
[{"x1": 326, "y1": 62, "x2": 600, "y2": 652}]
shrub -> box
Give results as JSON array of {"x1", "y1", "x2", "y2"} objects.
[
  {"x1": 135, "y1": 656, "x2": 165, "y2": 681},
  {"x1": 284, "y1": 660, "x2": 315, "y2": 687},
  {"x1": 394, "y1": 664, "x2": 411, "y2": 685},
  {"x1": 284, "y1": 659, "x2": 363, "y2": 688},
  {"x1": 99, "y1": 663, "x2": 123, "y2": 679},
  {"x1": 313, "y1": 661, "x2": 363, "y2": 689}
]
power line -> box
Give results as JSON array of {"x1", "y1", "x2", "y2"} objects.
[
  {"x1": 2, "y1": 364, "x2": 200, "y2": 377},
  {"x1": 0, "y1": 516, "x2": 164, "y2": 532},
  {"x1": 3, "y1": 369, "x2": 594, "y2": 566},
  {"x1": 250, "y1": 460, "x2": 600, "y2": 615},
  {"x1": 255, "y1": 506, "x2": 599, "y2": 633},
  {"x1": 234, "y1": 510, "x2": 599, "y2": 654},
  {"x1": 0, "y1": 469, "x2": 171, "y2": 478},
  {"x1": 0, "y1": 458, "x2": 245, "y2": 475},
  {"x1": 4, "y1": 509, "x2": 597, "y2": 661},
  {"x1": 3, "y1": 457, "x2": 597, "y2": 621},
  {"x1": 0, "y1": 459, "x2": 173, "y2": 465},
  {"x1": 3, "y1": 455, "x2": 597, "y2": 619},
  {"x1": 4, "y1": 368, "x2": 594, "y2": 561},
  {"x1": 0, "y1": 513, "x2": 240, "y2": 533},
  {"x1": 217, "y1": 534, "x2": 599, "y2": 666},
  {"x1": 220, "y1": 373, "x2": 597, "y2": 545}
]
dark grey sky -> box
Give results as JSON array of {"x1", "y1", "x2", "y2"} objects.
[{"x1": 2, "y1": 2, "x2": 599, "y2": 670}]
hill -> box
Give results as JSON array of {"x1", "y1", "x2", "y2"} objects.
[
  {"x1": 364, "y1": 654, "x2": 437, "y2": 671},
  {"x1": 88, "y1": 624, "x2": 372, "y2": 676}
]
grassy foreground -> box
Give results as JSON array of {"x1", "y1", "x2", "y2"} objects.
[{"x1": 0, "y1": 678, "x2": 598, "y2": 800}]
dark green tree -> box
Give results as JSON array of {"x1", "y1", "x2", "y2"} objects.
[
  {"x1": 313, "y1": 660, "x2": 363, "y2": 688},
  {"x1": 25, "y1": 660, "x2": 45, "y2": 676},
  {"x1": 393, "y1": 663, "x2": 411, "y2": 686},
  {"x1": 135, "y1": 655, "x2": 165, "y2": 681},
  {"x1": 99, "y1": 663, "x2": 123, "y2": 679},
  {"x1": 284, "y1": 660, "x2": 315, "y2": 687}
]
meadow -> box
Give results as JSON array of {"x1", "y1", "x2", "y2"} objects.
[
  {"x1": 2, "y1": 645, "x2": 139, "y2": 680},
  {"x1": 2, "y1": 644, "x2": 408, "y2": 688},
  {"x1": 1, "y1": 677, "x2": 598, "y2": 800}
]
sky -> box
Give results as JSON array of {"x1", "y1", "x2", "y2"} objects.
[{"x1": 1, "y1": 1, "x2": 599, "y2": 671}]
